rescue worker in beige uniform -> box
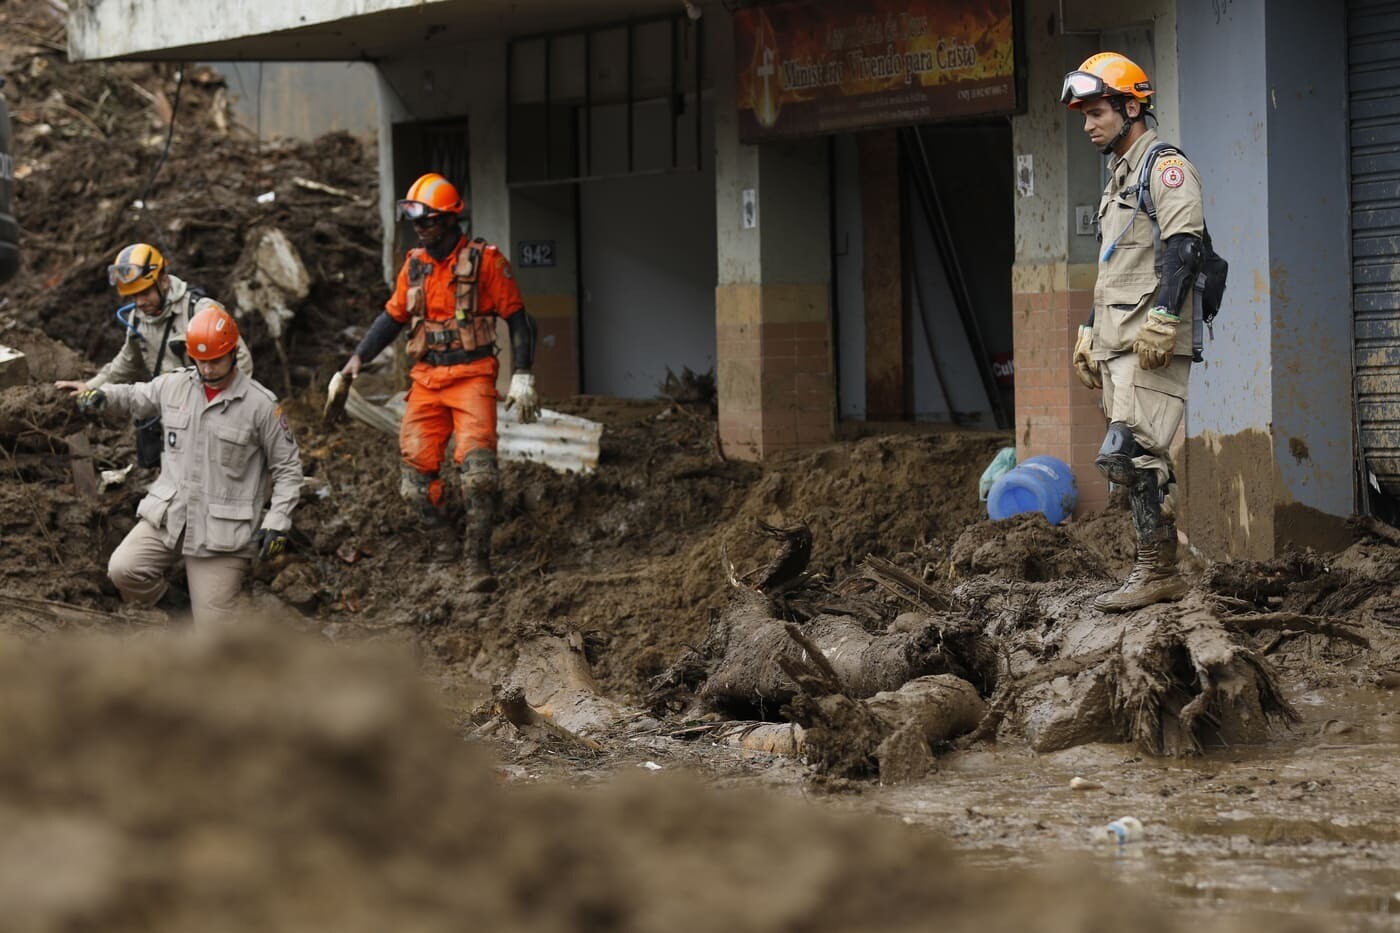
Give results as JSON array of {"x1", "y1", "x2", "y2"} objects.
[
  {"x1": 54, "y1": 243, "x2": 254, "y2": 468},
  {"x1": 76, "y1": 305, "x2": 302, "y2": 625},
  {"x1": 1063, "y1": 53, "x2": 1205, "y2": 612}
]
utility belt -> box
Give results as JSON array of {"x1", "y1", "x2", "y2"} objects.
[{"x1": 422, "y1": 344, "x2": 494, "y2": 367}]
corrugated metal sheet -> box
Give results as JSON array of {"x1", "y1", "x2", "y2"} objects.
[
  {"x1": 347, "y1": 390, "x2": 603, "y2": 474},
  {"x1": 1351, "y1": 0, "x2": 1400, "y2": 495}
]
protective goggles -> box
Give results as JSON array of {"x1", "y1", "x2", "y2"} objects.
[
  {"x1": 1060, "y1": 71, "x2": 1110, "y2": 104},
  {"x1": 107, "y1": 261, "x2": 158, "y2": 287},
  {"x1": 396, "y1": 199, "x2": 454, "y2": 222}
]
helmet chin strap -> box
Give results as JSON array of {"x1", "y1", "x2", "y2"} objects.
[
  {"x1": 198, "y1": 358, "x2": 235, "y2": 387},
  {"x1": 1100, "y1": 98, "x2": 1137, "y2": 155}
]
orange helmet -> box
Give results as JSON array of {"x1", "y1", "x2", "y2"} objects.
[
  {"x1": 186, "y1": 304, "x2": 240, "y2": 361},
  {"x1": 397, "y1": 173, "x2": 465, "y2": 220},
  {"x1": 108, "y1": 243, "x2": 167, "y2": 297},
  {"x1": 1061, "y1": 52, "x2": 1153, "y2": 109}
]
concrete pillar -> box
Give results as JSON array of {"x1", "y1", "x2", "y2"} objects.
[
  {"x1": 713, "y1": 8, "x2": 834, "y2": 460},
  {"x1": 1010, "y1": 0, "x2": 1111, "y2": 515},
  {"x1": 510, "y1": 186, "x2": 579, "y2": 398},
  {"x1": 1178, "y1": 0, "x2": 1352, "y2": 557}
]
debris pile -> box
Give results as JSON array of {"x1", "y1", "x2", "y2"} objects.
[{"x1": 1, "y1": 0, "x2": 381, "y2": 388}]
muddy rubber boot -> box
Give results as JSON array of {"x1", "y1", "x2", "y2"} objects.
[
  {"x1": 461, "y1": 503, "x2": 497, "y2": 593},
  {"x1": 423, "y1": 516, "x2": 461, "y2": 563},
  {"x1": 460, "y1": 450, "x2": 499, "y2": 594}
]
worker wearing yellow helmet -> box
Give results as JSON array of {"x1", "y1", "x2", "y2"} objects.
[
  {"x1": 1063, "y1": 52, "x2": 1208, "y2": 613},
  {"x1": 54, "y1": 243, "x2": 254, "y2": 467}
]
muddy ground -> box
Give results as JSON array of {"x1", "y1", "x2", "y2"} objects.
[{"x1": 2, "y1": 1, "x2": 1399, "y2": 928}]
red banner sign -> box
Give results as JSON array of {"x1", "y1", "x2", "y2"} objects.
[{"x1": 735, "y1": 0, "x2": 1017, "y2": 142}]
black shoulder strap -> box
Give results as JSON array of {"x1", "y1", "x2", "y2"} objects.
[
  {"x1": 152, "y1": 312, "x2": 178, "y2": 378},
  {"x1": 1136, "y1": 142, "x2": 1182, "y2": 221}
]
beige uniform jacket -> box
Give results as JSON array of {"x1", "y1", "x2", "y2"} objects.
[
  {"x1": 102, "y1": 369, "x2": 303, "y2": 557},
  {"x1": 1091, "y1": 130, "x2": 1205, "y2": 360},
  {"x1": 87, "y1": 275, "x2": 254, "y2": 388}
]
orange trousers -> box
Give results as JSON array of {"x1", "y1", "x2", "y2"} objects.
[{"x1": 400, "y1": 357, "x2": 498, "y2": 507}]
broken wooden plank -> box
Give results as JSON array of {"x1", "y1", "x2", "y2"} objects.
[{"x1": 65, "y1": 430, "x2": 99, "y2": 500}]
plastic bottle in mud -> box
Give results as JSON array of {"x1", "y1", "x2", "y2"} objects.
[{"x1": 1090, "y1": 816, "x2": 1144, "y2": 844}]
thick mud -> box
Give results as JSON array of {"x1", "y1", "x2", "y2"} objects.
[
  {"x1": 3, "y1": 2, "x2": 1400, "y2": 926},
  {"x1": 0, "y1": 622, "x2": 1359, "y2": 933}
]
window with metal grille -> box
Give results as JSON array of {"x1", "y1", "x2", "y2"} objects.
[{"x1": 507, "y1": 14, "x2": 705, "y2": 186}]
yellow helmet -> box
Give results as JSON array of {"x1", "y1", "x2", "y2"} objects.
[{"x1": 108, "y1": 243, "x2": 167, "y2": 297}]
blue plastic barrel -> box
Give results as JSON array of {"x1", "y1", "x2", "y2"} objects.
[{"x1": 985, "y1": 455, "x2": 1078, "y2": 525}]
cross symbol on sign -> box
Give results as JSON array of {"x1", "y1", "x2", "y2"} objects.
[{"x1": 757, "y1": 47, "x2": 775, "y2": 79}]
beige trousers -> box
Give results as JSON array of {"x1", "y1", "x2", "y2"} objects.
[
  {"x1": 108, "y1": 519, "x2": 250, "y2": 626},
  {"x1": 1099, "y1": 353, "x2": 1191, "y2": 487}
]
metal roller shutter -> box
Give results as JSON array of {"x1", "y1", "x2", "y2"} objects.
[{"x1": 1351, "y1": 0, "x2": 1400, "y2": 497}]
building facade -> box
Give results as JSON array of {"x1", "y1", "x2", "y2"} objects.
[{"x1": 68, "y1": 0, "x2": 1390, "y2": 559}]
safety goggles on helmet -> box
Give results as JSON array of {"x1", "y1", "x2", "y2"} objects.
[
  {"x1": 1060, "y1": 70, "x2": 1111, "y2": 105},
  {"x1": 107, "y1": 260, "x2": 159, "y2": 288},
  {"x1": 396, "y1": 199, "x2": 454, "y2": 222}
]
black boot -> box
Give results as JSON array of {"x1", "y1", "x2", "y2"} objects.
[{"x1": 1093, "y1": 469, "x2": 1187, "y2": 613}]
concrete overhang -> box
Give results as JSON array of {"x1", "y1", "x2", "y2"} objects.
[{"x1": 69, "y1": 0, "x2": 690, "y2": 62}]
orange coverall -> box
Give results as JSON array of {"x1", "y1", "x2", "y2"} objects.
[{"x1": 385, "y1": 235, "x2": 525, "y2": 508}]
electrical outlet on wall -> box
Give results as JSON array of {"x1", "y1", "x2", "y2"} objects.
[{"x1": 1075, "y1": 205, "x2": 1096, "y2": 236}]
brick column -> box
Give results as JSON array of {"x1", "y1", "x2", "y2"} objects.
[
  {"x1": 1011, "y1": 261, "x2": 1108, "y2": 516},
  {"x1": 717, "y1": 283, "x2": 834, "y2": 459}
]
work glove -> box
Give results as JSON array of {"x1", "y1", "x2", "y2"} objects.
[
  {"x1": 1133, "y1": 308, "x2": 1180, "y2": 371},
  {"x1": 1072, "y1": 325, "x2": 1101, "y2": 389},
  {"x1": 505, "y1": 372, "x2": 540, "y2": 424},
  {"x1": 76, "y1": 388, "x2": 108, "y2": 415},
  {"x1": 256, "y1": 528, "x2": 289, "y2": 561}
]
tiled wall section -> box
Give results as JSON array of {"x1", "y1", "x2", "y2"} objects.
[
  {"x1": 717, "y1": 283, "x2": 835, "y2": 460},
  {"x1": 1012, "y1": 262, "x2": 1109, "y2": 516}
]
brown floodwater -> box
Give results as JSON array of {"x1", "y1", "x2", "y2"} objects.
[{"x1": 851, "y1": 683, "x2": 1399, "y2": 929}]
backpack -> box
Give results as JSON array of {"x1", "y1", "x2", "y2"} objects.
[{"x1": 1135, "y1": 143, "x2": 1229, "y2": 357}]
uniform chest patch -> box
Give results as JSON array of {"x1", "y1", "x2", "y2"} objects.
[
  {"x1": 1157, "y1": 157, "x2": 1187, "y2": 189},
  {"x1": 167, "y1": 431, "x2": 178, "y2": 449}
]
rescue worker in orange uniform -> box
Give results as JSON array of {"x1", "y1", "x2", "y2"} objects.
[{"x1": 339, "y1": 173, "x2": 538, "y2": 592}]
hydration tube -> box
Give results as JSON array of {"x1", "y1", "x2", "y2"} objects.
[{"x1": 114, "y1": 302, "x2": 142, "y2": 339}]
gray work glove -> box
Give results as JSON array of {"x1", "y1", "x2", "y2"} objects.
[
  {"x1": 256, "y1": 528, "x2": 289, "y2": 561},
  {"x1": 76, "y1": 388, "x2": 108, "y2": 415}
]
